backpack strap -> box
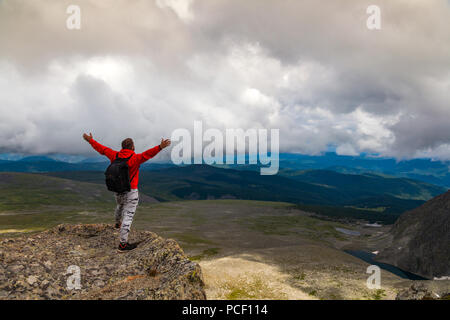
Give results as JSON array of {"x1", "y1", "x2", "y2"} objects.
[
  {"x1": 118, "y1": 154, "x2": 136, "y2": 182},
  {"x1": 128, "y1": 154, "x2": 137, "y2": 183},
  {"x1": 130, "y1": 171, "x2": 138, "y2": 183}
]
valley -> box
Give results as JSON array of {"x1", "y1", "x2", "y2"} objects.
[
  {"x1": 0, "y1": 168, "x2": 447, "y2": 300},
  {"x1": 41, "y1": 164, "x2": 446, "y2": 224},
  {"x1": 0, "y1": 173, "x2": 419, "y2": 299}
]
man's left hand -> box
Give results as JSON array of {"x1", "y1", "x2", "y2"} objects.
[{"x1": 83, "y1": 133, "x2": 93, "y2": 142}]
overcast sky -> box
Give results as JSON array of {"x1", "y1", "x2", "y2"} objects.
[{"x1": 0, "y1": 0, "x2": 449, "y2": 160}]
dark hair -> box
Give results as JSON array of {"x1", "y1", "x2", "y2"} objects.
[{"x1": 121, "y1": 138, "x2": 134, "y2": 150}]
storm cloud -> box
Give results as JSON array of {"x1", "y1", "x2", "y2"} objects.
[{"x1": 0, "y1": 0, "x2": 449, "y2": 159}]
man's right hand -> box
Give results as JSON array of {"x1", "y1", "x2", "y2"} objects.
[
  {"x1": 83, "y1": 133, "x2": 93, "y2": 142},
  {"x1": 160, "y1": 138, "x2": 171, "y2": 149}
]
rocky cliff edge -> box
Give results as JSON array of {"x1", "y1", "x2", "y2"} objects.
[{"x1": 0, "y1": 224, "x2": 206, "y2": 300}]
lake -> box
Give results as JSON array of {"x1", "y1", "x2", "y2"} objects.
[{"x1": 345, "y1": 250, "x2": 428, "y2": 280}]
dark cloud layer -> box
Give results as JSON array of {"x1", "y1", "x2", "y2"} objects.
[{"x1": 0, "y1": 0, "x2": 450, "y2": 159}]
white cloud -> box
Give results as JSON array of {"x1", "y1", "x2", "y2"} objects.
[
  {"x1": 0, "y1": 0, "x2": 450, "y2": 160},
  {"x1": 336, "y1": 144, "x2": 359, "y2": 156},
  {"x1": 156, "y1": 0, "x2": 194, "y2": 22}
]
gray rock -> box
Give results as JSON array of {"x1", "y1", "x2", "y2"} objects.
[
  {"x1": 26, "y1": 275, "x2": 38, "y2": 286},
  {"x1": 40, "y1": 280, "x2": 50, "y2": 290},
  {"x1": 377, "y1": 191, "x2": 450, "y2": 278},
  {"x1": 396, "y1": 280, "x2": 450, "y2": 300},
  {"x1": 0, "y1": 224, "x2": 206, "y2": 300},
  {"x1": 8, "y1": 265, "x2": 24, "y2": 273},
  {"x1": 93, "y1": 280, "x2": 105, "y2": 287}
]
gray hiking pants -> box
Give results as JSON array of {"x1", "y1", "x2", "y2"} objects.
[{"x1": 115, "y1": 189, "x2": 139, "y2": 243}]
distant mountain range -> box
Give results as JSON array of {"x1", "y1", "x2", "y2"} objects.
[
  {"x1": 41, "y1": 164, "x2": 446, "y2": 224},
  {"x1": 224, "y1": 153, "x2": 450, "y2": 188},
  {"x1": 2, "y1": 152, "x2": 450, "y2": 186},
  {"x1": 0, "y1": 157, "x2": 173, "y2": 172},
  {"x1": 1, "y1": 153, "x2": 448, "y2": 224},
  {"x1": 18, "y1": 156, "x2": 58, "y2": 162}
]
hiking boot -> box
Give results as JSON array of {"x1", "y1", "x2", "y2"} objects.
[
  {"x1": 114, "y1": 222, "x2": 121, "y2": 229},
  {"x1": 117, "y1": 242, "x2": 137, "y2": 253}
]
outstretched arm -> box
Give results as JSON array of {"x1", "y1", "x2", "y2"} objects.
[
  {"x1": 135, "y1": 138, "x2": 171, "y2": 165},
  {"x1": 82, "y1": 132, "x2": 117, "y2": 161}
]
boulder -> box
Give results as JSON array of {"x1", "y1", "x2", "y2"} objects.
[
  {"x1": 396, "y1": 280, "x2": 450, "y2": 300},
  {"x1": 0, "y1": 224, "x2": 206, "y2": 300}
]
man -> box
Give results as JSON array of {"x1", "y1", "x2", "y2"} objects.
[{"x1": 82, "y1": 133, "x2": 171, "y2": 252}]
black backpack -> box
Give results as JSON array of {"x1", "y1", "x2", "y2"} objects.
[{"x1": 104, "y1": 154, "x2": 133, "y2": 193}]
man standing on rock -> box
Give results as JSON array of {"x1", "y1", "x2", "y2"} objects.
[{"x1": 82, "y1": 133, "x2": 171, "y2": 252}]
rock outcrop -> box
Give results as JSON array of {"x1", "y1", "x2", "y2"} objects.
[
  {"x1": 396, "y1": 281, "x2": 450, "y2": 300},
  {"x1": 0, "y1": 224, "x2": 206, "y2": 300},
  {"x1": 377, "y1": 190, "x2": 450, "y2": 279}
]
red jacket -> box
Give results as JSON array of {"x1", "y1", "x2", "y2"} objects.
[{"x1": 89, "y1": 139, "x2": 161, "y2": 189}]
